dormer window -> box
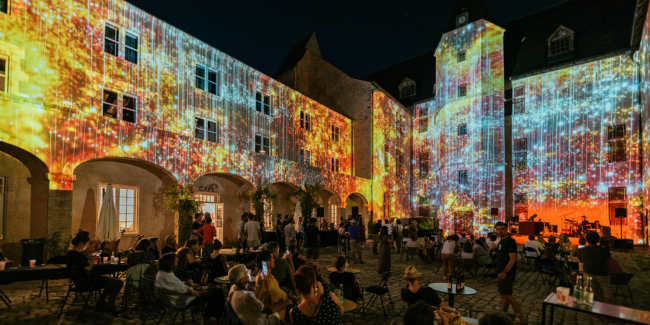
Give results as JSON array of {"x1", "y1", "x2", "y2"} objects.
[
  {"x1": 399, "y1": 78, "x2": 416, "y2": 99},
  {"x1": 548, "y1": 26, "x2": 574, "y2": 56}
]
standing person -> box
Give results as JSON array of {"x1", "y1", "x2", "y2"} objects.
[
  {"x1": 395, "y1": 220, "x2": 404, "y2": 254},
  {"x1": 348, "y1": 219, "x2": 364, "y2": 264},
  {"x1": 196, "y1": 216, "x2": 217, "y2": 257},
  {"x1": 296, "y1": 217, "x2": 304, "y2": 249},
  {"x1": 441, "y1": 235, "x2": 459, "y2": 280},
  {"x1": 245, "y1": 214, "x2": 262, "y2": 251},
  {"x1": 238, "y1": 214, "x2": 248, "y2": 253},
  {"x1": 359, "y1": 217, "x2": 367, "y2": 248},
  {"x1": 377, "y1": 226, "x2": 393, "y2": 274},
  {"x1": 284, "y1": 218, "x2": 296, "y2": 248},
  {"x1": 337, "y1": 222, "x2": 348, "y2": 257},
  {"x1": 161, "y1": 235, "x2": 178, "y2": 255},
  {"x1": 191, "y1": 213, "x2": 204, "y2": 253},
  {"x1": 304, "y1": 218, "x2": 321, "y2": 261},
  {"x1": 577, "y1": 231, "x2": 613, "y2": 303},
  {"x1": 495, "y1": 221, "x2": 526, "y2": 325},
  {"x1": 275, "y1": 215, "x2": 285, "y2": 252},
  {"x1": 372, "y1": 219, "x2": 383, "y2": 255}
]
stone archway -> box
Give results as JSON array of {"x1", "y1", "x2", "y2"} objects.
[
  {"x1": 344, "y1": 192, "x2": 370, "y2": 226},
  {"x1": 271, "y1": 182, "x2": 299, "y2": 228}
]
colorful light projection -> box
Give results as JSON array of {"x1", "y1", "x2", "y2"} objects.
[
  {"x1": 637, "y1": 0, "x2": 650, "y2": 244},
  {"x1": 414, "y1": 20, "x2": 505, "y2": 236},
  {"x1": 512, "y1": 55, "x2": 643, "y2": 243},
  {"x1": 372, "y1": 90, "x2": 413, "y2": 221},
  {"x1": 0, "y1": 0, "x2": 370, "y2": 203}
]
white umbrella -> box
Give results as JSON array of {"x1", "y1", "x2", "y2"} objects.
[
  {"x1": 97, "y1": 184, "x2": 120, "y2": 241},
  {"x1": 294, "y1": 201, "x2": 302, "y2": 221}
]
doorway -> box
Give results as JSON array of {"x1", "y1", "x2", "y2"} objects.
[
  {"x1": 352, "y1": 207, "x2": 359, "y2": 220},
  {"x1": 197, "y1": 193, "x2": 224, "y2": 243}
]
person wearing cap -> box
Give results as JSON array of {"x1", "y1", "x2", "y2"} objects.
[
  {"x1": 161, "y1": 234, "x2": 178, "y2": 255},
  {"x1": 227, "y1": 264, "x2": 281, "y2": 325},
  {"x1": 348, "y1": 219, "x2": 364, "y2": 264},
  {"x1": 400, "y1": 265, "x2": 443, "y2": 307}
]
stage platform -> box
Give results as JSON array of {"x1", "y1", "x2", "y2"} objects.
[{"x1": 511, "y1": 235, "x2": 581, "y2": 245}]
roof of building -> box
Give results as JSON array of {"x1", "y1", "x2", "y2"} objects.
[
  {"x1": 274, "y1": 32, "x2": 321, "y2": 78},
  {"x1": 630, "y1": 0, "x2": 649, "y2": 52},
  {"x1": 366, "y1": 50, "x2": 436, "y2": 109},
  {"x1": 504, "y1": 0, "x2": 638, "y2": 79}
]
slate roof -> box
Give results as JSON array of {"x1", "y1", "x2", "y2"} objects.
[
  {"x1": 274, "y1": 32, "x2": 321, "y2": 78},
  {"x1": 366, "y1": 50, "x2": 437, "y2": 109},
  {"x1": 504, "y1": 0, "x2": 638, "y2": 79}
]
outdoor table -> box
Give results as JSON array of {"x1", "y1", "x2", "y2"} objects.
[
  {"x1": 92, "y1": 262, "x2": 129, "y2": 277},
  {"x1": 460, "y1": 317, "x2": 478, "y2": 324},
  {"x1": 541, "y1": 293, "x2": 650, "y2": 325},
  {"x1": 327, "y1": 267, "x2": 360, "y2": 274},
  {"x1": 214, "y1": 275, "x2": 231, "y2": 285},
  {"x1": 342, "y1": 298, "x2": 357, "y2": 313},
  {"x1": 0, "y1": 264, "x2": 71, "y2": 309},
  {"x1": 429, "y1": 283, "x2": 476, "y2": 308}
]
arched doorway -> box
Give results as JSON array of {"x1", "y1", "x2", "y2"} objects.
[
  {"x1": 271, "y1": 182, "x2": 299, "y2": 229},
  {"x1": 194, "y1": 173, "x2": 254, "y2": 247},
  {"x1": 345, "y1": 192, "x2": 369, "y2": 226},
  {"x1": 72, "y1": 158, "x2": 177, "y2": 250},
  {"x1": 319, "y1": 188, "x2": 341, "y2": 226},
  {"x1": 0, "y1": 143, "x2": 50, "y2": 262}
]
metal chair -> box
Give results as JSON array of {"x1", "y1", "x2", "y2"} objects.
[
  {"x1": 140, "y1": 275, "x2": 162, "y2": 325},
  {"x1": 156, "y1": 287, "x2": 197, "y2": 324},
  {"x1": 406, "y1": 247, "x2": 420, "y2": 264},
  {"x1": 58, "y1": 268, "x2": 97, "y2": 318},
  {"x1": 363, "y1": 271, "x2": 393, "y2": 316},
  {"x1": 535, "y1": 259, "x2": 559, "y2": 289},
  {"x1": 612, "y1": 273, "x2": 634, "y2": 303},
  {"x1": 39, "y1": 255, "x2": 68, "y2": 302},
  {"x1": 523, "y1": 247, "x2": 540, "y2": 269},
  {"x1": 122, "y1": 264, "x2": 155, "y2": 315}
]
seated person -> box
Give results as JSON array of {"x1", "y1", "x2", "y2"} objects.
[
  {"x1": 288, "y1": 244, "x2": 306, "y2": 270},
  {"x1": 478, "y1": 311, "x2": 514, "y2": 325},
  {"x1": 474, "y1": 238, "x2": 492, "y2": 265},
  {"x1": 290, "y1": 265, "x2": 344, "y2": 325},
  {"x1": 148, "y1": 237, "x2": 160, "y2": 260},
  {"x1": 174, "y1": 247, "x2": 199, "y2": 284},
  {"x1": 460, "y1": 242, "x2": 474, "y2": 260},
  {"x1": 128, "y1": 239, "x2": 156, "y2": 268},
  {"x1": 546, "y1": 235, "x2": 559, "y2": 254},
  {"x1": 328, "y1": 256, "x2": 361, "y2": 301},
  {"x1": 558, "y1": 234, "x2": 572, "y2": 253},
  {"x1": 524, "y1": 234, "x2": 544, "y2": 257},
  {"x1": 401, "y1": 300, "x2": 448, "y2": 325},
  {"x1": 67, "y1": 231, "x2": 123, "y2": 315},
  {"x1": 568, "y1": 237, "x2": 587, "y2": 261},
  {"x1": 156, "y1": 252, "x2": 224, "y2": 322},
  {"x1": 254, "y1": 251, "x2": 295, "y2": 319},
  {"x1": 227, "y1": 264, "x2": 281, "y2": 325},
  {"x1": 160, "y1": 235, "x2": 178, "y2": 255},
  {"x1": 400, "y1": 266, "x2": 443, "y2": 307},
  {"x1": 207, "y1": 240, "x2": 229, "y2": 281},
  {"x1": 405, "y1": 234, "x2": 422, "y2": 249},
  {"x1": 264, "y1": 242, "x2": 295, "y2": 290}
]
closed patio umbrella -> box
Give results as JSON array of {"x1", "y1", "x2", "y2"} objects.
[
  {"x1": 294, "y1": 201, "x2": 302, "y2": 221},
  {"x1": 97, "y1": 184, "x2": 120, "y2": 241}
]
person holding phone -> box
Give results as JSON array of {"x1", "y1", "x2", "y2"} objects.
[
  {"x1": 255, "y1": 251, "x2": 296, "y2": 320},
  {"x1": 228, "y1": 264, "x2": 281, "y2": 325}
]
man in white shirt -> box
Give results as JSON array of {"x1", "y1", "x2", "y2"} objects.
[
  {"x1": 245, "y1": 217, "x2": 262, "y2": 250},
  {"x1": 524, "y1": 234, "x2": 544, "y2": 257},
  {"x1": 284, "y1": 219, "x2": 296, "y2": 247},
  {"x1": 227, "y1": 264, "x2": 280, "y2": 325},
  {"x1": 459, "y1": 234, "x2": 468, "y2": 244}
]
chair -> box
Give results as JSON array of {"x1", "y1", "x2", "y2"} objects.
[
  {"x1": 523, "y1": 247, "x2": 540, "y2": 268},
  {"x1": 156, "y1": 287, "x2": 197, "y2": 324},
  {"x1": 222, "y1": 301, "x2": 243, "y2": 325},
  {"x1": 406, "y1": 247, "x2": 420, "y2": 264},
  {"x1": 58, "y1": 268, "x2": 98, "y2": 318},
  {"x1": 122, "y1": 264, "x2": 155, "y2": 315},
  {"x1": 39, "y1": 255, "x2": 68, "y2": 302},
  {"x1": 535, "y1": 259, "x2": 559, "y2": 288},
  {"x1": 462, "y1": 259, "x2": 477, "y2": 277},
  {"x1": 363, "y1": 271, "x2": 394, "y2": 316},
  {"x1": 612, "y1": 273, "x2": 634, "y2": 303},
  {"x1": 481, "y1": 257, "x2": 498, "y2": 278},
  {"x1": 140, "y1": 275, "x2": 163, "y2": 324}
]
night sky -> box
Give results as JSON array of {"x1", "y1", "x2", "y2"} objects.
[{"x1": 126, "y1": 0, "x2": 565, "y2": 80}]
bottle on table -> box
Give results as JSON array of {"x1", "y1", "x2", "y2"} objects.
[
  {"x1": 573, "y1": 275, "x2": 582, "y2": 304},
  {"x1": 460, "y1": 269, "x2": 465, "y2": 291},
  {"x1": 583, "y1": 277, "x2": 594, "y2": 305}
]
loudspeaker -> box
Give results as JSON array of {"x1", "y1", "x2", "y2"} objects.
[
  {"x1": 317, "y1": 207, "x2": 324, "y2": 218},
  {"x1": 491, "y1": 208, "x2": 499, "y2": 216},
  {"x1": 552, "y1": 225, "x2": 558, "y2": 233},
  {"x1": 615, "y1": 208, "x2": 627, "y2": 218},
  {"x1": 613, "y1": 239, "x2": 633, "y2": 249}
]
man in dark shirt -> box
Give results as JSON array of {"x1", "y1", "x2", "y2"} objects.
[
  {"x1": 348, "y1": 219, "x2": 364, "y2": 264},
  {"x1": 401, "y1": 266, "x2": 443, "y2": 307},
  {"x1": 275, "y1": 215, "x2": 284, "y2": 250},
  {"x1": 578, "y1": 231, "x2": 612, "y2": 303},
  {"x1": 495, "y1": 221, "x2": 525, "y2": 325},
  {"x1": 304, "y1": 218, "x2": 321, "y2": 260},
  {"x1": 372, "y1": 219, "x2": 382, "y2": 255},
  {"x1": 191, "y1": 213, "x2": 204, "y2": 247},
  {"x1": 160, "y1": 235, "x2": 177, "y2": 255}
]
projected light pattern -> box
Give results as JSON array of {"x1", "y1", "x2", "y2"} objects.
[
  {"x1": 0, "y1": 0, "x2": 371, "y2": 203},
  {"x1": 511, "y1": 55, "x2": 642, "y2": 243},
  {"x1": 372, "y1": 90, "x2": 413, "y2": 220},
  {"x1": 414, "y1": 20, "x2": 505, "y2": 236},
  {"x1": 638, "y1": 0, "x2": 650, "y2": 244}
]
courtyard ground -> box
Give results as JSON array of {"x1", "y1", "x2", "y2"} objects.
[{"x1": 0, "y1": 243, "x2": 648, "y2": 325}]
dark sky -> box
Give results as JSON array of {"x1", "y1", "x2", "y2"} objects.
[{"x1": 127, "y1": 0, "x2": 565, "y2": 80}]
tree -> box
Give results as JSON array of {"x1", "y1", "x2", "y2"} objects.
[
  {"x1": 164, "y1": 179, "x2": 202, "y2": 244},
  {"x1": 244, "y1": 180, "x2": 277, "y2": 229},
  {"x1": 290, "y1": 182, "x2": 324, "y2": 222}
]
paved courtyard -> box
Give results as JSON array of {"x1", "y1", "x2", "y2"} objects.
[{"x1": 1, "y1": 243, "x2": 649, "y2": 325}]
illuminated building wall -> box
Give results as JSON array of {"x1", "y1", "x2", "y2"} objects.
[
  {"x1": 635, "y1": 0, "x2": 650, "y2": 244},
  {"x1": 0, "y1": 0, "x2": 371, "y2": 240},
  {"x1": 511, "y1": 56, "x2": 643, "y2": 243},
  {"x1": 414, "y1": 19, "x2": 505, "y2": 236},
  {"x1": 372, "y1": 90, "x2": 413, "y2": 221}
]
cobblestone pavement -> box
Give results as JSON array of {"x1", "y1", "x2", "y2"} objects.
[{"x1": 1, "y1": 244, "x2": 649, "y2": 325}]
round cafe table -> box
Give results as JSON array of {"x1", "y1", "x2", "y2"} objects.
[
  {"x1": 327, "y1": 267, "x2": 360, "y2": 274},
  {"x1": 342, "y1": 299, "x2": 357, "y2": 313},
  {"x1": 429, "y1": 283, "x2": 476, "y2": 308}
]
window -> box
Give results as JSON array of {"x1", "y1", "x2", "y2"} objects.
[
  {"x1": 514, "y1": 86, "x2": 525, "y2": 97},
  {"x1": 548, "y1": 27, "x2": 574, "y2": 56},
  {"x1": 419, "y1": 107, "x2": 428, "y2": 133},
  {"x1": 100, "y1": 185, "x2": 138, "y2": 233},
  {"x1": 419, "y1": 151, "x2": 429, "y2": 178},
  {"x1": 0, "y1": 57, "x2": 6, "y2": 93},
  {"x1": 102, "y1": 90, "x2": 119, "y2": 119},
  {"x1": 104, "y1": 24, "x2": 119, "y2": 57},
  {"x1": 300, "y1": 148, "x2": 311, "y2": 165},
  {"x1": 418, "y1": 196, "x2": 430, "y2": 217},
  {"x1": 384, "y1": 192, "x2": 392, "y2": 218},
  {"x1": 514, "y1": 152, "x2": 527, "y2": 170},
  {"x1": 396, "y1": 151, "x2": 404, "y2": 176},
  {"x1": 514, "y1": 138, "x2": 527, "y2": 151},
  {"x1": 607, "y1": 125, "x2": 626, "y2": 140},
  {"x1": 514, "y1": 192, "x2": 528, "y2": 205},
  {"x1": 513, "y1": 98, "x2": 525, "y2": 115},
  {"x1": 458, "y1": 50, "x2": 466, "y2": 62},
  {"x1": 330, "y1": 205, "x2": 339, "y2": 225},
  {"x1": 0, "y1": 0, "x2": 7, "y2": 14},
  {"x1": 300, "y1": 111, "x2": 311, "y2": 131},
  {"x1": 399, "y1": 78, "x2": 416, "y2": 99},
  {"x1": 122, "y1": 95, "x2": 136, "y2": 123},
  {"x1": 331, "y1": 125, "x2": 340, "y2": 141},
  {"x1": 195, "y1": 118, "x2": 219, "y2": 143},
  {"x1": 255, "y1": 135, "x2": 270, "y2": 154},
  {"x1": 608, "y1": 141, "x2": 625, "y2": 163},
  {"x1": 608, "y1": 187, "x2": 626, "y2": 201},
  {"x1": 196, "y1": 65, "x2": 206, "y2": 90},
  {"x1": 331, "y1": 158, "x2": 340, "y2": 173},
  {"x1": 384, "y1": 144, "x2": 390, "y2": 173},
  {"x1": 458, "y1": 84, "x2": 467, "y2": 97},
  {"x1": 125, "y1": 33, "x2": 138, "y2": 64},
  {"x1": 458, "y1": 124, "x2": 467, "y2": 136},
  {"x1": 208, "y1": 71, "x2": 218, "y2": 95},
  {"x1": 255, "y1": 92, "x2": 271, "y2": 115},
  {"x1": 458, "y1": 170, "x2": 468, "y2": 186}
]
